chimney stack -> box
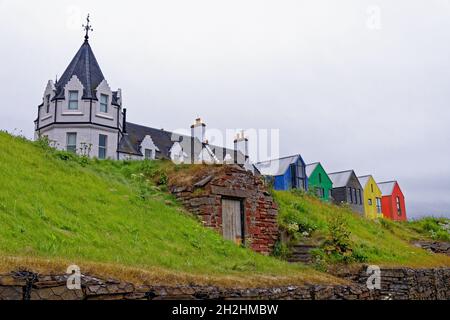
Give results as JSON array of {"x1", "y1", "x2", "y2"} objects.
[
  {"x1": 234, "y1": 130, "x2": 249, "y2": 162},
  {"x1": 191, "y1": 117, "x2": 206, "y2": 143},
  {"x1": 122, "y1": 108, "x2": 127, "y2": 133},
  {"x1": 117, "y1": 88, "x2": 122, "y2": 106}
]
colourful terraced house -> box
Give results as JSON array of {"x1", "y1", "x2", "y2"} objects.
[
  {"x1": 358, "y1": 175, "x2": 383, "y2": 219},
  {"x1": 378, "y1": 181, "x2": 407, "y2": 221},
  {"x1": 255, "y1": 154, "x2": 308, "y2": 191},
  {"x1": 305, "y1": 162, "x2": 333, "y2": 202}
]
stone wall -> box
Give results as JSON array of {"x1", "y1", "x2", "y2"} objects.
[
  {"x1": 338, "y1": 266, "x2": 450, "y2": 300},
  {"x1": 413, "y1": 241, "x2": 450, "y2": 256},
  {"x1": 1, "y1": 267, "x2": 449, "y2": 300},
  {"x1": 0, "y1": 271, "x2": 375, "y2": 300},
  {"x1": 170, "y1": 165, "x2": 279, "y2": 254}
]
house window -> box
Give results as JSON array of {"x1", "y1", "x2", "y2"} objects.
[
  {"x1": 66, "y1": 133, "x2": 77, "y2": 153},
  {"x1": 358, "y1": 189, "x2": 362, "y2": 204},
  {"x1": 396, "y1": 196, "x2": 402, "y2": 216},
  {"x1": 353, "y1": 188, "x2": 358, "y2": 204},
  {"x1": 376, "y1": 198, "x2": 382, "y2": 213},
  {"x1": 371, "y1": 184, "x2": 374, "y2": 193},
  {"x1": 318, "y1": 173, "x2": 322, "y2": 183},
  {"x1": 46, "y1": 94, "x2": 51, "y2": 113},
  {"x1": 68, "y1": 90, "x2": 79, "y2": 110},
  {"x1": 144, "y1": 149, "x2": 153, "y2": 160},
  {"x1": 98, "y1": 134, "x2": 107, "y2": 159},
  {"x1": 368, "y1": 198, "x2": 372, "y2": 206},
  {"x1": 316, "y1": 187, "x2": 324, "y2": 198},
  {"x1": 100, "y1": 94, "x2": 108, "y2": 113},
  {"x1": 348, "y1": 187, "x2": 353, "y2": 203},
  {"x1": 290, "y1": 164, "x2": 297, "y2": 189}
]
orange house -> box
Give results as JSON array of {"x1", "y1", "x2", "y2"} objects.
[{"x1": 378, "y1": 181, "x2": 407, "y2": 221}]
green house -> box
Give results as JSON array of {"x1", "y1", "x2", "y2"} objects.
[{"x1": 305, "y1": 162, "x2": 333, "y2": 201}]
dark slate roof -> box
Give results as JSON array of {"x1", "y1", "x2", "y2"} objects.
[
  {"x1": 119, "y1": 122, "x2": 246, "y2": 165},
  {"x1": 54, "y1": 40, "x2": 105, "y2": 100},
  {"x1": 118, "y1": 122, "x2": 197, "y2": 158}
]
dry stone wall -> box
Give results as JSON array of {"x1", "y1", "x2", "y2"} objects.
[
  {"x1": 0, "y1": 271, "x2": 376, "y2": 300},
  {"x1": 413, "y1": 241, "x2": 450, "y2": 256},
  {"x1": 338, "y1": 266, "x2": 450, "y2": 300},
  {"x1": 1, "y1": 267, "x2": 449, "y2": 300}
]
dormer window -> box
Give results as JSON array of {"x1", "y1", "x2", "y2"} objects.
[
  {"x1": 68, "y1": 91, "x2": 79, "y2": 110},
  {"x1": 144, "y1": 149, "x2": 153, "y2": 160},
  {"x1": 100, "y1": 94, "x2": 108, "y2": 113},
  {"x1": 46, "y1": 94, "x2": 51, "y2": 113}
]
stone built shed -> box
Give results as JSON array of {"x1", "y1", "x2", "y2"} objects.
[{"x1": 169, "y1": 164, "x2": 279, "y2": 255}]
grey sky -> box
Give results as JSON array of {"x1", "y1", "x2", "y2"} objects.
[{"x1": 1, "y1": 0, "x2": 449, "y2": 218}]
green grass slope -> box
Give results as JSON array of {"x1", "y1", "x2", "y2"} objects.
[
  {"x1": 0, "y1": 132, "x2": 335, "y2": 286},
  {"x1": 274, "y1": 191, "x2": 450, "y2": 268}
]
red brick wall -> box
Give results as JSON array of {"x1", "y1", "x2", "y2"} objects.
[{"x1": 170, "y1": 165, "x2": 279, "y2": 254}]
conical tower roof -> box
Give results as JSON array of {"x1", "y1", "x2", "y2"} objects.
[{"x1": 54, "y1": 39, "x2": 105, "y2": 100}]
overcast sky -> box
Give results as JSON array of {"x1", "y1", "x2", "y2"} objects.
[{"x1": 1, "y1": 0, "x2": 449, "y2": 219}]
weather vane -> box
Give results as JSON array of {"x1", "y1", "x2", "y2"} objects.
[{"x1": 82, "y1": 14, "x2": 93, "y2": 41}]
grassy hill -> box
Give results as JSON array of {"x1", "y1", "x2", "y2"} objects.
[
  {"x1": 0, "y1": 131, "x2": 336, "y2": 287},
  {"x1": 0, "y1": 131, "x2": 448, "y2": 287},
  {"x1": 274, "y1": 191, "x2": 450, "y2": 268}
]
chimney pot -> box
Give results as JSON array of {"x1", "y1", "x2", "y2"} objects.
[{"x1": 191, "y1": 117, "x2": 206, "y2": 143}]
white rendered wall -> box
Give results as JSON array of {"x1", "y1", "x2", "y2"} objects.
[{"x1": 39, "y1": 124, "x2": 118, "y2": 159}]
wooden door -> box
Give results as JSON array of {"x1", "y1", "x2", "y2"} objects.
[{"x1": 221, "y1": 199, "x2": 242, "y2": 244}]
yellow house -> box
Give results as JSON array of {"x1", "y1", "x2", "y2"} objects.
[{"x1": 358, "y1": 175, "x2": 383, "y2": 219}]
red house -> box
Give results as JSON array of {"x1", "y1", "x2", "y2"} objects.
[{"x1": 378, "y1": 181, "x2": 407, "y2": 221}]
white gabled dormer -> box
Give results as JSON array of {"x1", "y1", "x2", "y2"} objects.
[
  {"x1": 39, "y1": 80, "x2": 56, "y2": 123},
  {"x1": 94, "y1": 79, "x2": 114, "y2": 120},
  {"x1": 170, "y1": 142, "x2": 188, "y2": 164},
  {"x1": 140, "y1": 134, "x2": 160, "y2": 160},
  {"x1": 62, "y1": 75, "x2": 85, "y2": 115}
]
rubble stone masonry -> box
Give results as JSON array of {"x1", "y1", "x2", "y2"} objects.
[
  {"x1": 1, "y1": 267, "x2": 449, "y2": 300},
  {"x1": 170, "y1": 165, "x2": 279, "y2": 254}
]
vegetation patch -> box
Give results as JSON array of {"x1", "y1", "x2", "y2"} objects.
[
  {"x1": 0, "y1": 131, "x2": 338, "y2": 286},
  {"x1": 274, "y1": 190, "x2": 450, "y2": 268}
]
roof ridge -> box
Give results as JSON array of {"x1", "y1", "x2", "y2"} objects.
[
  {"x1": 256, "y1": 154, "x2": 300, "y2": 164},
  {"x1": 378, "y1": 180, "x2": 397, "y2": 184},
  {"x1": 306, "y1": 162, "x2": 320, "y2": 166},
  {"x1": 126, "y1": 121, "x2": 240, "y2": 155},
  {"x1": 84, "y1": 42, "x2": 91, "y2": 98},
  {"x1": 328, "y1": 169, "x2": 353, "y2": 175}
]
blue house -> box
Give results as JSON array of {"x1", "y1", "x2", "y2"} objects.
[{"x1": 255, "y1": 154, "x2": 308, "y2": 191}]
